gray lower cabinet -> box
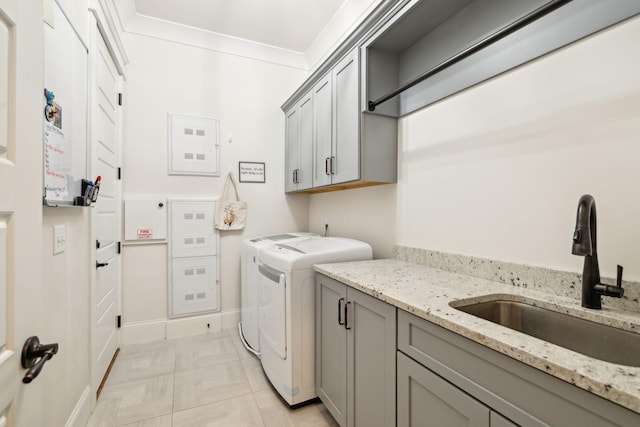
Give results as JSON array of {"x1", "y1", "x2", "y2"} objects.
[
  {"x1": 398, "y1": 351, "x2": 516, "y2": 427},
  {"x1": 398, "y1": 309, "x2": 640, "y2": 427},
  {"x1": 315, "y1": 274, "x2": 396, "y2": 427}
]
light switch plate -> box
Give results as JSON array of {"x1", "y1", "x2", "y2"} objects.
[{"x1": 53, "y1": 224, "x2": 66, "y2": 254}]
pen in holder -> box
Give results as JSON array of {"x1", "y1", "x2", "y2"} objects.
[{"x1": 89, "y1": 176, "x2": 101, "y2": 203}]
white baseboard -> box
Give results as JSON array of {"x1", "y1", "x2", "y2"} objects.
[
  {"x1": 65, "y1": 385, "x2": 91, "y2": 427},
  {"x1": 122, "y1": 309, "x2": 241, "y2": 344},
  {"x1": 166, "y1": 313, "x2": 222, "y2": 339},
  {"x1": 121, "y1": 320, "x2": 166, "y2": 345},
  {"x1": 221, "y1": 309, "x2": 241, "y2": 331}
]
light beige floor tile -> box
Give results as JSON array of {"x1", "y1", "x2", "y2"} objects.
[
  {"x1": 87, "y1": 375, "x2": 174, "y2": 426},
  {"x1": 240, "y1": 356, "x2": 271, "y2": 393},
  {"x1": 122, "y1": 414, "x2": 173, "y2": 426},
  {"x1": 106, "y1": 346, "x2": 176, "y2": 386},
  {"x1": 175, "y1": 335, "x2": 239, "y2": 372},
  {"x1": 253, "y1": 390, "x2": 339, "y2": 427},
  {"x1": 89, "y1": 330, "x2": 337, "y2": 427},
  {"x1": 173, "y1": 394, "x2": 265, "y2": 427},
  {"x1": 174, "y1": 359, "x2": 253, "y2": 411}
]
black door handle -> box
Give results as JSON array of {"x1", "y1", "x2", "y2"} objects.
[
  {"x1": 21, "y1": 336, "x2": 58, "y2": 383},
  {"x1": 96, "y1": 261, "x2": 109, "y2": 269},
  {"x1": 338, "y1": 298, "x2": 345, "y2": 325}
]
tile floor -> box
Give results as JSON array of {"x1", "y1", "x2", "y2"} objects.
[{"x1": 87, "y1": 329, "x2": 339, "y2": 426}]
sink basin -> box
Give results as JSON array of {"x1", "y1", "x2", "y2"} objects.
[{"x1": 451, "y1": 298, "x2": 640, "y2": 367}]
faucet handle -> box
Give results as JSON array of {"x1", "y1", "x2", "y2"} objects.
[{"x1": 617, "y1": 265, "x2": 623, "y2": 288}]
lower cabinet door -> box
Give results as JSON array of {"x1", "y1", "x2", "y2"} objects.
[
  {"x1": 316, "y1": 275, "x2": 348, "y2": 426},
  {"x1": 397, "y1": 352, "x2": 490, "y2": 427},
  {"x1": 348, "y1": 288, "x2": 396, "y2": 427}
]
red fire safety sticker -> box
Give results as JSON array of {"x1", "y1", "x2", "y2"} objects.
[{"x1": 137, "y1": 228, "x2": 153, "y2": 239}]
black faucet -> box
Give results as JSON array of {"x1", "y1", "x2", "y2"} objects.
[{"x1": 571, "y1": 194, "x2": 624, "y2": 309}]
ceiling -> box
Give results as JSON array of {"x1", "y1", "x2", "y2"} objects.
[{"x1": 131, "y1": 0, "x2": 347, "y2": 53}]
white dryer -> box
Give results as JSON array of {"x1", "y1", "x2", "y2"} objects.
[
  {"x1": 239, "y1": 232, "x2": 317, "y2": 355},
  {"x1": 258, "y1": 237, "x2": 372, "y2": 406}
]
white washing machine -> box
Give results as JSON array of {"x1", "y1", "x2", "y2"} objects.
[
  {"x1": 239, "y1": 232, "x2": 317, "y2": 355},
  {"x1": 258, "y1": 237, "x2": 372, "y2": 406}
]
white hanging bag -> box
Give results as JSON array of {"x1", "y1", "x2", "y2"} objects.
[{"x1": 214, "y1": 173, "x2": 247, "y2": 230}]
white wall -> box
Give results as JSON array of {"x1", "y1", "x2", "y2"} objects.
[
  {"x1": 312, "y1": 16, "x2": 640, "y2": 282},
  {"x1": 397, "y1": 15, "x2": 640, "y2": 281},
  {"x1": 38, "y1": 0, "x2": 93, "y2": 425},
  {"x1": 308, "y1": 185, "x2": 397, "y2": 259},
  {"x1": 120, "y1": 32, "x2": 310, "y2": 340}
]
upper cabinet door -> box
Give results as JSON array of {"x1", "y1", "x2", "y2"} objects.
[
  {"x1": 313, "y1": 74, "x2": 332, "y2": 188},
  {"x1": 284, "y1": 106, "x2": 299, "y2": 193},
  {"x1": 297, "y1": 92, "x2": 314, "y2": 190},
  {"x1": 332, "y1": 49, "x2": 360, "y2": 185}
]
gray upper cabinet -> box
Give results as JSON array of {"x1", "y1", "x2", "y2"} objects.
[
  {"x1": 284, "y1": 0, "x2": 640, "y2": 193},
  {"x1": 283, "y1": 48, "x2": 397, "y2": 194},
  {"x1": 285, "y1": 91, "x2": 313, "y2": 192},
  {"x1": 316, "y1": 274, "x2": 396, "y2": 427}
]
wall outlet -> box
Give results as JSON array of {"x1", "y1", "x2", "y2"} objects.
[{"x1": 53, "y1": 224, "x2": 66, "y2": 254}]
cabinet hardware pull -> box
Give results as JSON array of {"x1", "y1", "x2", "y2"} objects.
[
  {"x1": 325, "y1": 157, "x2": 331, "y2": 176},
  {"x1": 330, "y1": 157, "x2": 335, "y2": 175},
  {"x1": 345, "y1": 301, "x2": 352, "y2": 330},
  {"x1": 338, "y1": 298, "x2": 345, "y2": 325}
]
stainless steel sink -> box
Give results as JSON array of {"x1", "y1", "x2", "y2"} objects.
[{"x1": 451, "y1": 298, "x2": 640, "y2": 367}]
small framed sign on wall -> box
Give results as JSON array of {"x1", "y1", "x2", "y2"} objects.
[{"x1": 239, "y1": 162, "x2": 265, "y2": 183}]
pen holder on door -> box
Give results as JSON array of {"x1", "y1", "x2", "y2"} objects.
[{"x1": 74, "y1": 179, "x2": 93, "y2": 206}]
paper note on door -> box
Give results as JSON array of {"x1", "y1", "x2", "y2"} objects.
[{"x1": 137, "y1": 228, "x2": 153, "y2": 239}]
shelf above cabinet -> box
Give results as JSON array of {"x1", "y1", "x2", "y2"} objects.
[{"x1": 362, "y1": 0, "x2": 640, "y2": 117}]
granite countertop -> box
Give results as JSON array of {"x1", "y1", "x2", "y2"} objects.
[{"x1": 314, "y1": 259, "x2": 640, "y2": 414}]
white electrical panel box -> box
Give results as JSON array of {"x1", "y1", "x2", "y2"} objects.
[
  {"x1": 169, "y1": 200, "x2": 217, "y2": 258},
  {"x1": 168, "y1": 199, "x2": 220, "y2": 317},
  {"x1": 170, "y1": 256, "x2": 219, "y2": 316},
  {"x1": 124, "y1": 198, "x2": 167, "y2": 241},
  {"x1": 168, "y1": 113, "x2": 220, "y2": 176}
]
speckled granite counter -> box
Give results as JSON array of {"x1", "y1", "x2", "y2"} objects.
[{"x1": 314, "y1": 258, "x2": 640, "y2": 414}]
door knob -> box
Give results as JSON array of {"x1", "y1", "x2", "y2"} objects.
[
  {"x1": 96, "y1": 261, "x2": 109, "y2": 269},
  {"x1": 21, "y1": 336, "x2": 58, "y2": 384}
]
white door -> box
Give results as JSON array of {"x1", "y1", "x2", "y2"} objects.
[
  {"x1": 0, "y1": 0, "x2": 46, "y2": 425},
  {"x1": 90, "y1": 26, "x2": 122, "y2": 398}
]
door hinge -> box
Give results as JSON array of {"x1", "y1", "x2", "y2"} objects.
[
  {"x1": 117, "y1": 167, "x2": 122, "y2": 180},
  {"x1": 117, "y1": 241, "x2": 121, "y2": 254},
  {"x1": 118, "y1": 93, "x2": 123, "y2": 106},
  {"x1": 117, "y1": 315, "x2": 122, "y2": 328}
]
